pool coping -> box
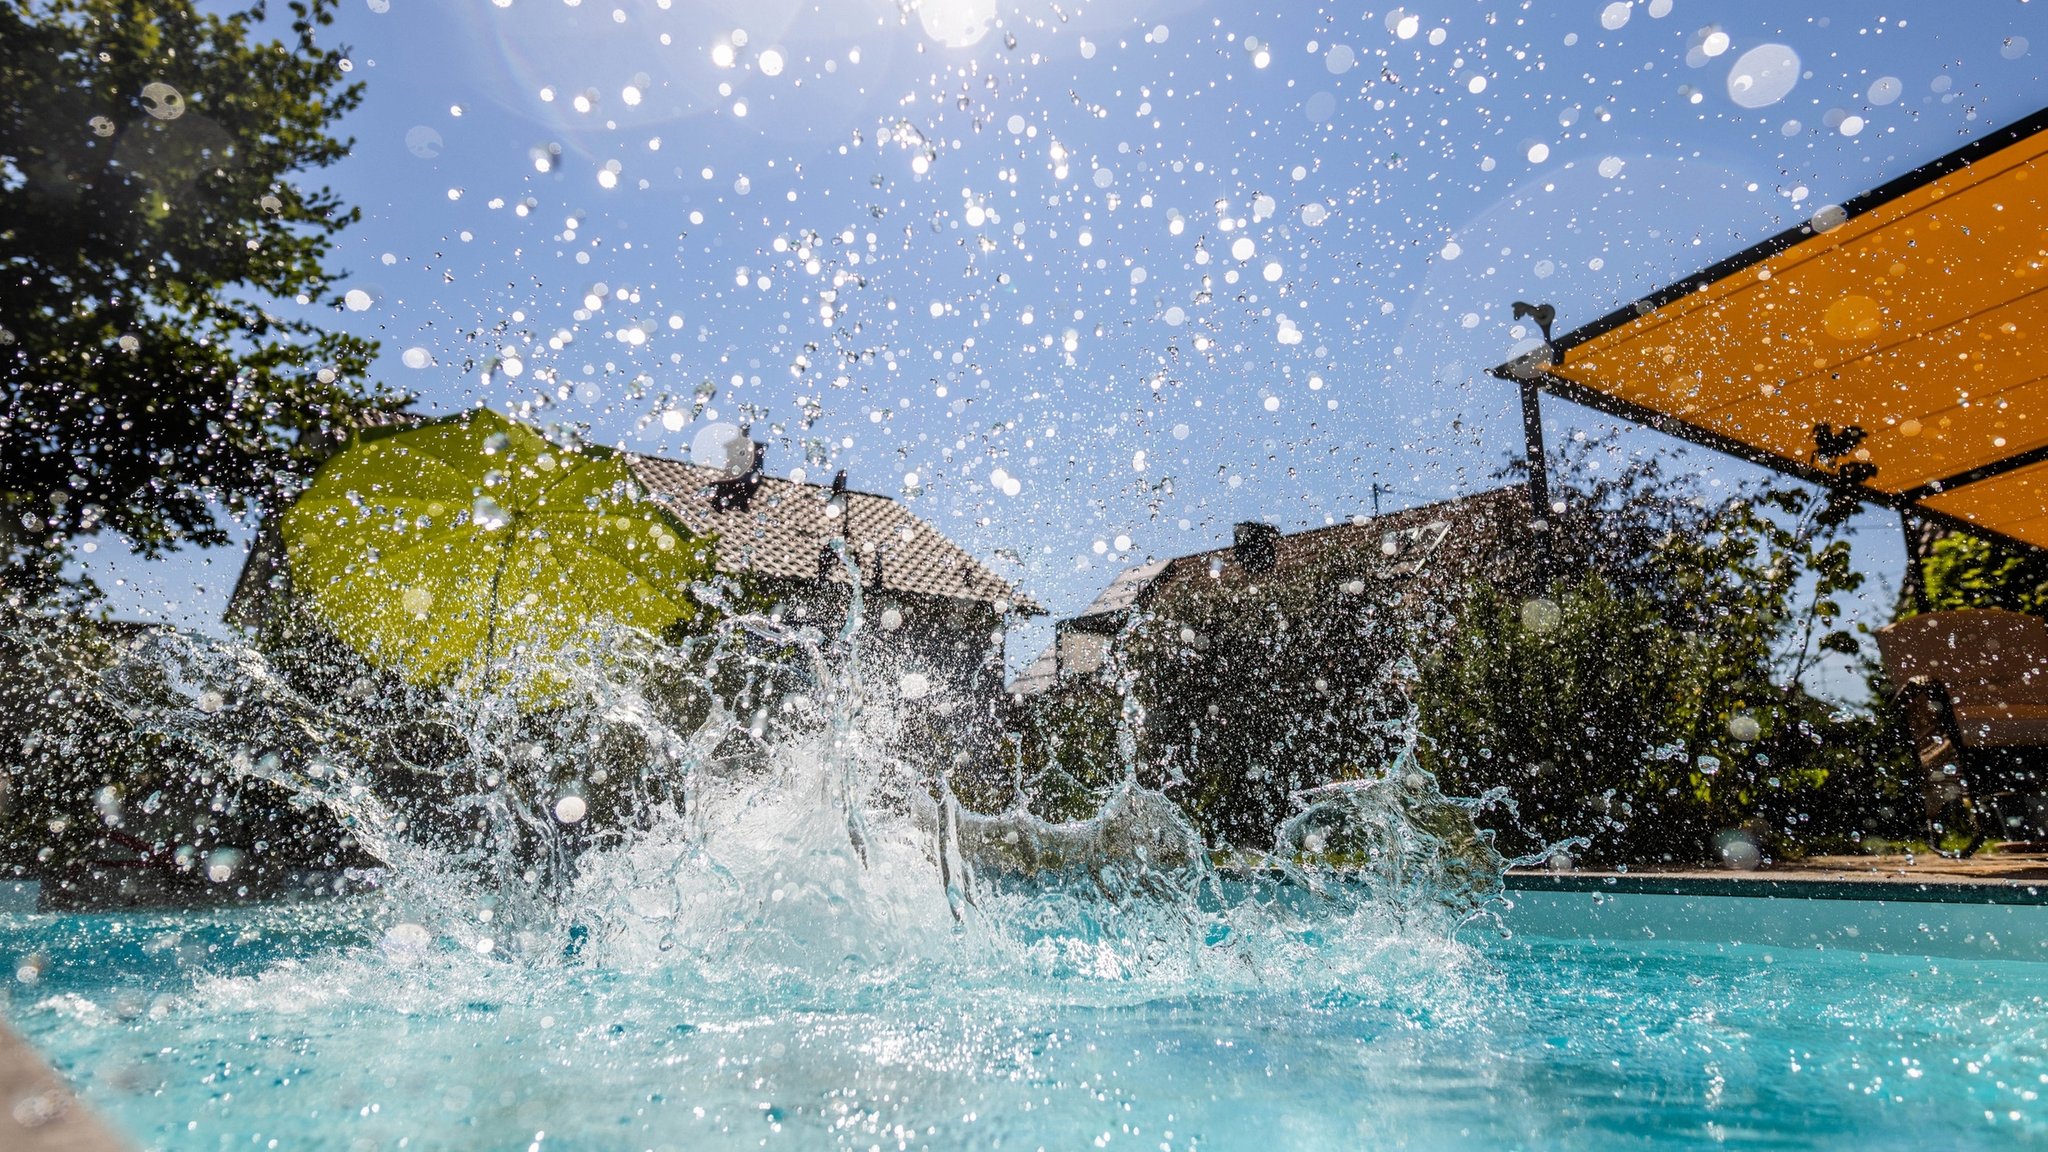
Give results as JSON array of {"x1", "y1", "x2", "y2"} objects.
[
  {"x1": 0, "y1": 1019, "x2": 128, "y2": 1151},
  {"x1": 1506, "y1": 871, "x2": 2048, "y2": 905}
]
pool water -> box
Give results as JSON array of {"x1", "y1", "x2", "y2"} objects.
[
  {"x1": 6, "y1": 897, "x2": 2045, "y2": 1151},
  {"x1": 11, "y1": 624, "x2": 2045, "y2": 1149}
]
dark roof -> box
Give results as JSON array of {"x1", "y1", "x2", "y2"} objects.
[
  {"x1": 1013, "y1": 487, "x2": 1534, "y2": 692},
  {"x1": 629, "y1": 454, "x2": 1043, "y2": 615},
  {"x1": 1072, "y1": 486, "x2": 1532, "y2": 627}
]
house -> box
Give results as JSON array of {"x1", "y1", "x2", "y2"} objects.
[
  {"x1": 1006, "y1": 486, "x2": 1539, "y2": 845},
  {"x1": 626, "y1": 448, "x2": 1042, "y2": 706},
  {"x1": 1012, "y1": 486, "x2": 1536, "y2": 697}
]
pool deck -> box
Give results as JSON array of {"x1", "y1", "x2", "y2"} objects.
[
  {"x1": 1508, "y1": 848, "x2": 2048, "y2": 904},
  {"x1": 0, "y1": 1019, "x2": 127, "y2": 1151}
]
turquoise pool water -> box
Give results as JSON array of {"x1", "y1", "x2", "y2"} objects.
[
  {"x1": 11, "y1": 625, "x2": 2045, "y2": 1149},
  {"x1": 7, "y1": 894, "x2": 2045, "y2": 1151}
]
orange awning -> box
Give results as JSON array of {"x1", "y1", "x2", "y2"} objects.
[{"x1": 1494, "y1": 107, "x2": 2048, "y2": 552}]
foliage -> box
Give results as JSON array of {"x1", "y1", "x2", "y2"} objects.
[
  {"x1": 0, "y1": 0, "x2": 402, "y2": 599},
  {"x1": 1006, "y1": 675, "x2": 1126, "y2": 822},
  {"x1": 1416, "y1": 444, "x2": 1914, "y2": 865},
  {"x1": 0, "y1": 607, "x2": 366, "y2": 887},
  {"x1": 1013, "y1": 541, "x2": 1426, "y2": 848},
  {"x1": 1917, "y1": 529, "x2": 2048, "y2": 618},
  {"x1": 1116, "y1": 552, "x2": 1416, "y2": 848}
]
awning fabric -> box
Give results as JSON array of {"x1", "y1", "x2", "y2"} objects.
[{"x1": 1494, "y1": 107, "x2": 2048, "y2": 552}]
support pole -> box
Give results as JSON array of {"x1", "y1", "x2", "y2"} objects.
[{"x1": 1519, "y1": 380, "x2": 1551, "y2": 522}]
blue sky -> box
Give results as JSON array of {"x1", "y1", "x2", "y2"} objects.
[{"x1": 82, "y1": 0, "x2": 2048, "y2": 683}]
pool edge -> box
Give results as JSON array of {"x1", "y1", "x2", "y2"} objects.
[
  {"x1": 0, "y1": 1018, "x2": 131, "y2": 1151},
  {"x1": 1506, "y1": 871, "x2": 2048, "y2": 905}
]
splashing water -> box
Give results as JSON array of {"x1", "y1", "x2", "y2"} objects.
[
  {"x1": 12, "y1": 574, "x2": 1504, "y2": 994},
  {"x1": 8, "y1": 600, "x2": 2048, "y2": 1149}
]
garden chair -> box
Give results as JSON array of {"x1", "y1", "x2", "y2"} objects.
[{"x1": 1876, "y1": 608, "x2": 2048, "y2": 855}]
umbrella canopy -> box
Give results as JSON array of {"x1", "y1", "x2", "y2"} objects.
[
  {"x1": 1493, "y1": 106, "x2": 2048, "y2": 552},
  {"x1": 280, "y1": 409, "x2": 716, "y2": 687}
]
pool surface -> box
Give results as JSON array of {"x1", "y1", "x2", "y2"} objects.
[{"x1": 6, "y1": 894, "x2": 2045, "y2": 1151}]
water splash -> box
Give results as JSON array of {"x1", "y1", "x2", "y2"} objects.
[{"x1": 4, "y1": 581, "x2": 1511, "y2": 1004}]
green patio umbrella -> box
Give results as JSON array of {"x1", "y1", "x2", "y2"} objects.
[{"x1": 280, "y1": 409, "x2": 715, "y2": 689}]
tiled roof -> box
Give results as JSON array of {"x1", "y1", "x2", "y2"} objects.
[
  {"x1": 1008, "y1": 646, "x2": 1059, "y2": 697},
  {"x1": 1113, "y1": 486, "x2": 1530, "y2": 607},
  {"x1": 628, "y1": 454, "x2": 1044, "y2": 615},
  {"x1": 1012, "y1": 487, "x2": 1534, "y2": 691},
  {"x1": 1074, "y1": 559, "x2": 1170, "y2": 623}
]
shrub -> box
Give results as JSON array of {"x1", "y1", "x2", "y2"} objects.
[{"x1": 1415, "y1": 445, "x2": 1915, "y2": 865}]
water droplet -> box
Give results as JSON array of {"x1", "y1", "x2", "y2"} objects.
[
  {"x1": 1520, "y1": 598, "x2": 1561, "y2": 633},
  {"x1": 1727, "y1": 44, "x2": 1800, "y2": 109},
  {"x1": 381, "y1": 923, "x2": 431, "y2": 958},
  {"x1": 140, "y1": 82, "x2": 184, "y2": 120},
  {"x1": 404, "y1": 126, "x2": 443, "y2": 158},
  {"x1": 472, "y1": 495, "x2": 510, "y2": 530},
  {"x1": 1821, "y1": 294, "x2": 1881, "y2": 340},
  {"x1": 204, "y1": 848, "x2": 243, "y2": 883}
]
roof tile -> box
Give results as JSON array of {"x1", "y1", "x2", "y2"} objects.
[{"x1": 629, "y1": 454, "x2": 1043, "y2": 615}]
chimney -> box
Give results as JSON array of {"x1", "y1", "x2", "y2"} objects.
[
  {"x1": 1232, "y1": 521, "x2": 1280, "y2": 574},
  {"x1": 710, "y1": 442, "x2": 767, "y2": 512}
]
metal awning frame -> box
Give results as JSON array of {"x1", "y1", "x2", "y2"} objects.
[{"x1": 1490, "y1": 106, "x2": 2048, "y2": 559}]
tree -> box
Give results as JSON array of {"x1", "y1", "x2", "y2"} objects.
[
  {"x1": 1917, "y1": 529, "x2": 2048, "y2": 618},
  {"x1": 1010, "y1": 535, "x2": 1455, "y2": 848},
  {"x1": 0, "y1": 605, "x2": 373, "y2": 897},
  {"x1": 1115, "y1": 555, "x2": 1416, "y2": 848},
  {"x1": 1415, "y1": 444, "x2": 1912, "y2": 865},
  {"x1": 0, "y1": 0, "x2": 402, "y2": 601}
]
